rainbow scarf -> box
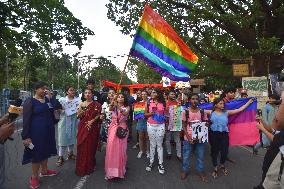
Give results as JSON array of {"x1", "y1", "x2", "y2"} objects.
[
  {"x1": 168, "y1": 105, "x2": 183, "y2": 131},
  {"x1": 133, "y1": 102, "x2": 146, "y2": 120},
  {"x1": 199, "y1": 98, "x2": 259, "y2": 146},
  {"x1": 130, "y1": 4, "x2": 198, "y2": 81}
]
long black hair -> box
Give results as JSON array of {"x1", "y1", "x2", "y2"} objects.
[{"x1": 152, "y1": 88, "x2": 166, "y2": 107}]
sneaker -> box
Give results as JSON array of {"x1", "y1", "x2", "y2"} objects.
[
  {"x1": 132, "y1": 143, "x2": 139, "y2": 149},
  {"x1": 146, "y1": 163, "x2": 153, "y2": 172},
  {"x1": 158, "y1": 164, "x2": 165, "y2": 174},
  {"x1": 137, "y1": 151, "x2": 143, "y2": 159},
  {"x1": 146, "y1": 152, "x2": 150, "y2": 159},
  {"x1": 29, "y1": 177, "x2": 40, "y2": 189},
  {"x1": 39, "y1": 170, "x2": 58, "y2": 177}
]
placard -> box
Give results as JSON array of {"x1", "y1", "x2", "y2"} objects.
[{"x1": 191, "y1": 122, "x2": 208, "y2": 143}]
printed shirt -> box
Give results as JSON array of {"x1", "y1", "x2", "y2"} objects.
[
  {"x1": 182, "y1": 110, "x2": 207, "y2": 141},
  {"x1": 59, "y1": 96, "x2": 81, "y2": 116},
  {"x1": 210, "y1": 111, "x2": 229, "y2": 132},
  {"x1": 168, "y1": 105, "x2": 183, "y2": 131},
  {"x1": 101, "y1": 102, "x2": 112, "y2": 124},
  {"x1": 147, "y1": 100, "x2": 165, "y2": 124}
]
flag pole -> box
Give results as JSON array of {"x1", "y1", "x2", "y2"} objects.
[
  {"x1": 118, "y1": 0, "x2": 149, "y2": 85},
  {"x1": 119, "y1": 55, "x2": 130, "y2": 85}
]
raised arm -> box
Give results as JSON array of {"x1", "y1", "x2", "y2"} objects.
[{"x1": 227, "y1": 98, "x2": 254, "y2": 116}]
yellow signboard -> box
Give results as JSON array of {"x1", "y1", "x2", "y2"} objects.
[{"x1": 233, "y1": 64, "x2": 249, "y2": 76}]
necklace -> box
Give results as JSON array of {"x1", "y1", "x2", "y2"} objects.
[{"x1": 34, "y1": 95, "x2": 45, "y2": 103}]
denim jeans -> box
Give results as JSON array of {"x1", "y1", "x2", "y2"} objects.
[
  {"x1": 254, "y1": 132, "x2": 271, "y2": 151},
  {"x1": 182, "y1": 140, "x2": 205, "y2": 173}
]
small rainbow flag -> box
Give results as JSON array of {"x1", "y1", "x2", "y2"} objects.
[
  {"x1": 130, "y1": 4, "x2": 198, "y2": 81},
  {"x1": 133, "y1": 102, "x2": 146, "y2": 120}
]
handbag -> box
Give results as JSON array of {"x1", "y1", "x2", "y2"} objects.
[{"x1": 115, "y1": 107, "x2": 128, "y2": 139}]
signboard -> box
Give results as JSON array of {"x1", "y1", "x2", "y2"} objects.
[
  {"x1": 233, "y1": 64, "x2": 249, "y2": 76},
  {"x1": 242, "y1": 77, "x2": 268, "y2": 109}
]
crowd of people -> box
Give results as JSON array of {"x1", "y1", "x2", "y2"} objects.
[{"x1": 0, "y1": 78, "x2": 284, "y2": 189}]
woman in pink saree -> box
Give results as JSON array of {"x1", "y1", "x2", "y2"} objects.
[{"x1": 105, "y1": 93, "x2": 130, "y2": 180}]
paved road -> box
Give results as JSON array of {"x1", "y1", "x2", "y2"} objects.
[{"x1": 4, "y1": 124, "x2": 265, "y2": 189}]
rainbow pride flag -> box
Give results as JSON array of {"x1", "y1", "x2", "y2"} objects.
[
  {"x1": 199, "y1": 98, "x2": 259, "y2": 146},
  {"x1": 133, "y1": 102, "x2": 146, "y2": 120},
  {"x1": 130, "y1": 4, "x2": 198, "y2": 81}
]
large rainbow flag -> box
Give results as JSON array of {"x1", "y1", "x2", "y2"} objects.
[
  {"x1": 199, "y1": 98, "x2": 260, "y2": 146},
  {"x1": 130, "y1": 4, "x2": 198, "y2": 81}
]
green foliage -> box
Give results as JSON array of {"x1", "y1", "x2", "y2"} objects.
[
  {"x1": 0, "y1": 0, "x2": 95, "y2": 89},
  {"x1": 127, "y1": 58, "x2": 161, "y2": 84},
  {"x1": 0, "y1": 0, "x2": 94, "y2": 53},
  {"x1": 87, "y1": 56, "x2": 132, "y2": 87}
]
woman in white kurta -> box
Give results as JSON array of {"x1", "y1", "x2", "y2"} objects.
[{"x1": 56, "y1": 86, "x2": 81, "y2": 166}]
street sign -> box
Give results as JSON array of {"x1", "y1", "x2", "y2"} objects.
[{"x1": 233, "y1": 64, "x2": 249, "y2": 76}]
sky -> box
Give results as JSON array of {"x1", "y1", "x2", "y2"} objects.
[{"x1": 64, "y1": 0, "x2": 134, "y2": 79}]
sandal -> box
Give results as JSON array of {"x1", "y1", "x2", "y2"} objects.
[
  {"x1": 56, "y1": 156, "x2": 64, "y2": 167},
  {"x1": 219, "y1": 165, "x2": 229, "y2": 176},
  {"x1": 197, "y1": 172, "x2": 208, "y2": 183},
  {"x1": 67, "y1": 153, "x2": 77, "y2": 160},
  {"x1": 211, "y1": 168, "x2": 218, "y2": 179}
]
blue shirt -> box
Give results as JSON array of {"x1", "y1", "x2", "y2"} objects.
[{"x1": 210, "y1": 111, "x2": 229, "y2": 132}]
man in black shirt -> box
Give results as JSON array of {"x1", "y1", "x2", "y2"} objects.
[{"x1": 81, "y1": 79, "x2": 102, "y2": 104}]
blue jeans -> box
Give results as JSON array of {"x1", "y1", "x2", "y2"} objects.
[
  {"x1": 254, "y1": 132, "x2": 271, "y2": 151},
  {"x1": 182, "y1": 141, "x2": 205, "y2": 173}
]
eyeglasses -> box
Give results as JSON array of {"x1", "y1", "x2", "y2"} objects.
[{"x1": 191, "y1": 98, "x2": 199, "y2": 100}]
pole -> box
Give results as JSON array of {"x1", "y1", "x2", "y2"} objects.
[
  {"x1": 6, "y1": 56, "x2": 8, "y2": 88},
  {"x1": 77, "y1": 59, "x2": 80, "y2": 91},
  {"x1": 119, "y1": 55, "x2": 130, "y2": 85}
]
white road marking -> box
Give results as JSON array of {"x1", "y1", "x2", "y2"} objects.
[{"x1": 74, "y1": 176, "x2": 89, "y2": 189}]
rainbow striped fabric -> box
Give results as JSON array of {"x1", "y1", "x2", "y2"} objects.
[
  {"x1": 130, "y1": 4, "x2": 198, "y2": 81},
  {"x1": 133, "y1": 102, "x2": 146, "y2": 120}
]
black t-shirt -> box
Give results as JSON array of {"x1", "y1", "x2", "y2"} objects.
[{"x1": 262, "y1": 131, "x2": 284, "y2": 181}]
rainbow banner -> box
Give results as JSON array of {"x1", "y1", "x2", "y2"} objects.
[
  {"x1": 130, "y1": 4, "x2": 198, "y2": 81},
  {"x1": 133, "y1": 102, "x2": 146, "y2": 120},
  {"x1": 199, "y1": 98, "x2": 260, "y2": 146}
]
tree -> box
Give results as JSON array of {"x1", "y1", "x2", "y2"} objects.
[
  {"x1": 88, "y1": 57, "x2": 132, "y2": 87},
  {"x1": 127, "y1": 58, "x2": 161, "y2": 83},
  {"x1": 106, "y1": 0, "x2": 284, "y2": 76},
  {"x1": 0, "y1": 0, "x2": 94, "y2": 88},
  {"x1": 0, "y1": 0, "x2": 94, "y2": 53}
]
